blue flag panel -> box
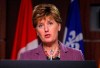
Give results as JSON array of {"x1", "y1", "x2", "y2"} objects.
[{"x1": 63, "y1": 0, "x2": 84, "y2": 53}]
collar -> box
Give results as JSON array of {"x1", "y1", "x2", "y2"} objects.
[{"x1": 35, "y1": 41, "x2": 68, "y2": 54}]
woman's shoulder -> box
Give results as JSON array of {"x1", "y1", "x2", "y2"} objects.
[
  {"x1": 63, "y1": 46, "x2": 84, "y2": 60},
  {"x1": 21, "y1": 46, "x2": 41, "y2": 55},
  {"x1": 60, "y1": 42, "x2": 82, "y2": 54},
  {"x1": 66, "y1": 46, "x2": 80, "y2": 51},
  {"x1": 64, "y1": 46, "x2": 82, "y2": 54},
  {"x1": 18, "y1": 46, "x2": 42, "y2": 59}
]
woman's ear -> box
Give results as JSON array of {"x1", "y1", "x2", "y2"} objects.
[{"x1": 58, "y1": 23, "x2": 61, "y2": 31}]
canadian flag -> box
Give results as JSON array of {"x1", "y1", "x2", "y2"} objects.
[{"x1": 11, "y1": 0, "x2": 38, "y2": 60}]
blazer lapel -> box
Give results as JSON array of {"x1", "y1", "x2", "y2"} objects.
[
  {"x1": 34, "y1": 44, "x2": 47, "y2": 60},
  {"x1": 59, "y1": 42, "x2": 68, "y2": 60}
]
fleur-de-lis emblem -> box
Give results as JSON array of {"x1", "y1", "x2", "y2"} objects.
[{"x1": 66, "y1": 30, "x2": 83, "y2": 50}]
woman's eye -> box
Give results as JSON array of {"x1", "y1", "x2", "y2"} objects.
[
  {"x1": 48, "y1": 22, "x2": 53, "y2": 25},
  {"x1": 37, "y1": 24, "x2": 43, "y2": 28},
  {"x1": 39, "y1": 25, "x2": 43, "y2": 27}
]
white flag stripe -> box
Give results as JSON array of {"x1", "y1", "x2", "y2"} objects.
[
  {"x1": 63, "y1": 27, "x2": 68, "y2": 44},
  {"x1": 17, "y1": 39, "x2": 38, "y2": 59}
]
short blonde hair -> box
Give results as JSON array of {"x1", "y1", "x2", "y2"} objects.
[{"x1": 32, "y1": 4, "x2": 62, "y2": 28}]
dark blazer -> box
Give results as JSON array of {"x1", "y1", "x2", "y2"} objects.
[{"x1": 19, "y1": 42, "x2": 84, "y2": 61}]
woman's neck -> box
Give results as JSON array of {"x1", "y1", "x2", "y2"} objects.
[
  {"x1": 43, "y1": 40, "x2": 59, "y2": 51},
  {"x1": 43, "y1": 41, "x2": 60, "y2": 60}
]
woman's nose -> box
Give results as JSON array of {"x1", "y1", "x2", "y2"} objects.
[{"x1": 44, "y1": 25, "x2": 49, "y2": 32}]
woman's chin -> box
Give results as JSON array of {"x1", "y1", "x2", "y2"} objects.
[
  {"x1": 43, "y1": 41, "x2": 52, "y2": 44},
  {"x1": 43, "y1": 40, "x2": 53, "y2": 44},
  {"x1": 43, "y1": 40, "x2": 56, "y2": 44}
]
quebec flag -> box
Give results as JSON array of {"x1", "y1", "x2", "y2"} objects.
[{"x1": 63, "y1": 0, "x2": 84, "y2": 53}]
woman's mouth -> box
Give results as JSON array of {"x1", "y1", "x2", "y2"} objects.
[{"x1": 45, "y1": 34, "x2": 50, "y2": 38}]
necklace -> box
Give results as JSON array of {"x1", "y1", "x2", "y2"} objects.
[{"x1": 44, "y1": 47, "x2": 60, "y2": 60}]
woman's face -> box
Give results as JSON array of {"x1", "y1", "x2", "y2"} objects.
[{"x1": 36, "y1": 16, "x2": 61, "y2": 44}]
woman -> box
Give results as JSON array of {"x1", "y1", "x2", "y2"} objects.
[{"x1": 19, "y1": 4, "x2": 84, "y2": 60}]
